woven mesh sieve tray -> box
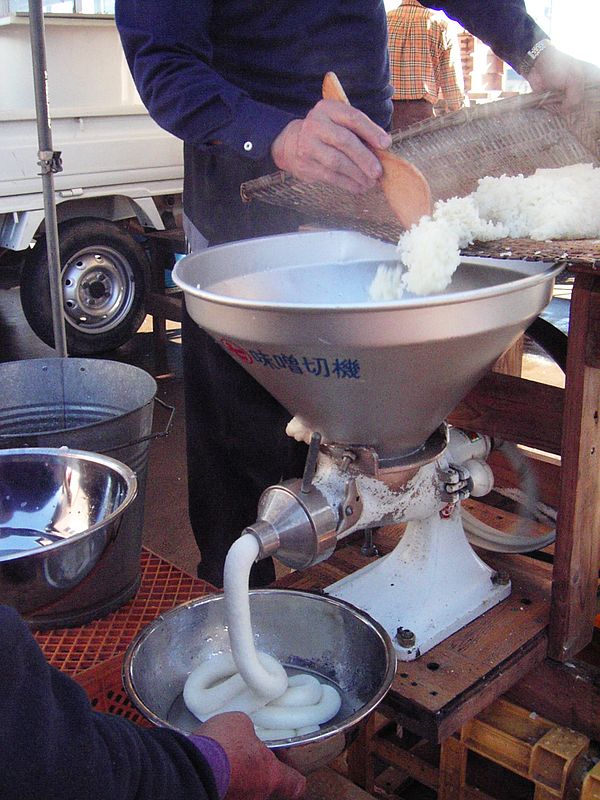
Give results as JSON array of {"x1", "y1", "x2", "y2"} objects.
[{"x1": 240, "y1": 83, "x2": 600, "y2": 266}]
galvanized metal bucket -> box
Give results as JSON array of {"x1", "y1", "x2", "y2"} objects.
[{"x1": 0, "y1": 357, "x2": 167, "y2": 629}]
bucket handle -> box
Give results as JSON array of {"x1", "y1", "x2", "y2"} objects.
[{"x1": 100, "y1": 397, "x2": 175, "y2": 455}]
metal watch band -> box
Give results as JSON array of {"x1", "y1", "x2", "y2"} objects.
[{"x1": 519, "y1": 38, "x2": 552, "y2": 77}]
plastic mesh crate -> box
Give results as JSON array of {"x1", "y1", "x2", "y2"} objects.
[
  {"x1": 75, "y1": 654, "x2": 152, "y2": 726},
  {"x1": 34, "y1": 548, "x2": 216, "y2": 675}
]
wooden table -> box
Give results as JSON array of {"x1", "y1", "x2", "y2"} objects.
[{"x1": 449, "y1": 260, "x2": 600, "y2": 664}]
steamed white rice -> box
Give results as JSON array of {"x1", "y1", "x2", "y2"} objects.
[{"x1": 369, "y1": 163, "x2": 600, "y2": 301}]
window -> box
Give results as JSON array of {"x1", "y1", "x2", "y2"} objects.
[{"x1": 3, "y1": 1, "x2": 115, "y2": 13}]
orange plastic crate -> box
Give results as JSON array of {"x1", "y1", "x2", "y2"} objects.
[
  {"x1": 75, "y1": 654, "x2": 154, "y2": 726},
  {"x1": 32, "y1": 549, "x2": 216, "y2": 723}
]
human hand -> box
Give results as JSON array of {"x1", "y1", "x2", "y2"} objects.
[
  {"x1": 528, "y1": 45, "x2": 600, "y2": 110},
  {"x1": 196, "y1": 712, "x2": 306, "y2": 800},
  {"x1": 271, "y1": 99, "x2": 392, "y2": 193}
]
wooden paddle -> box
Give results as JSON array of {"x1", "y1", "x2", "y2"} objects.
[{"x1": 322, "y1": 71, "x2": 432, "y2": 229}]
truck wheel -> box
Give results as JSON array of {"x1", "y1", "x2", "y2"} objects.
[{"x1": 20, "y1": 219, "x2": 151, "y2": 355}]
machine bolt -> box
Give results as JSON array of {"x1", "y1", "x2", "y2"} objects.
[
  {"x1": 340, "y1": 450, "x2": 357, "y2": 472},
  {"x1": 395, "y1": 627, "x2": 416, "y2": 648},
  {"x1": 491, "y1": 570, "x2": 510, "y2": 586},
  {"x1": 360, "y1": 527, "x2": 379, "y2": 557}
]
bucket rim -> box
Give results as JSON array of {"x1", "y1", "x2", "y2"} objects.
[
  {"x1": 0, "y1": 356, "x2": 158, "y2": 385},
  {"x1": 0, "y1": 357, "x2": 157, "y2": 444}
]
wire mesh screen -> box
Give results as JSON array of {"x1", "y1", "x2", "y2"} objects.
[{"x1": 241, "y1": 84, "x2": 600, "y2": 265}]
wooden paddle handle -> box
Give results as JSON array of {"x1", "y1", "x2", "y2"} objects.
[
  {"x1": 322, "y1": 71, "x2": 382, "y2": 157},
  {"x1": 321, "y1": 71, "x2": 433, "y2": 227},
  {"x1": 322, "y1": 72, "x2": 350, "y2": 104}
]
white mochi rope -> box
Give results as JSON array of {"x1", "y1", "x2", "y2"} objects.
[
  {"x1": 183, "y1": 652, "x2": 275, "y2": 720},
  {"x1": 251, "y1": 684, "x2": 342, "y2": 730},
  {"x1": 223, "y1": 534, "x2": 288, "y2": 700},
  {"x1": 269, "y1": 674, "x2": 322, "y2": 707},
  {"x1": 183, "y1": 533, "x2": 342, "y2": 739}
]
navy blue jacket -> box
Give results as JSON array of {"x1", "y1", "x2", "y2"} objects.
[
  {"x1": 115, "y1": 0, "x2": 546, "y2": 160},
  {"x1": 0, "y1": 605, "x2": 218, "y2": 800}
]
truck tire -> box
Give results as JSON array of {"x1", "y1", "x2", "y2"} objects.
[{"x1": 20, "y1": 218, "x2": 151, "y2": 355}]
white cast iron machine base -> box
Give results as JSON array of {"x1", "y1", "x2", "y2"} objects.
[{"x1": 326, "y1": 506, "x2": 510, "y2": 660}]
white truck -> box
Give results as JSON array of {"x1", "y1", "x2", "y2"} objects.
[{"x1": 0, "y1": 9, "x2": 184, "y2": 354}]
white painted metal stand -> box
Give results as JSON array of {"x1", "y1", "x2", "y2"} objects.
[{"x1": 326, "y1": 506, "x2": 511, "y2": 660}]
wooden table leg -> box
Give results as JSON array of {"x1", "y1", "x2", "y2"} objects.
[
  {"x1": 345, "y1": 716, "x2": 377, "y2": 792},
  {"x1": 437, "y1": 736, "x2": 467, "y2": 800},
  {"x1": 548, "y1": 274, "x2": 600, "y2": 660}
]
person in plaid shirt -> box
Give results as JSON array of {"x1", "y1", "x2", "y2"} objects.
[{"x1": 387, "y1": 0, "x2": 466, "y2": 129}]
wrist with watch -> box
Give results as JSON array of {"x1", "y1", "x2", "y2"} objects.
[{"x1": 519, "y1": 37, "x2": 552, "y2": 77}]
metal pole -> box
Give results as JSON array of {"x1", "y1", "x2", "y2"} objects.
[{"x1": 28, "y1": 0, "x2": 68, "y2": 357}]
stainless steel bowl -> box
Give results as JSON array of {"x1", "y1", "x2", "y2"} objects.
[
  {"x1": 123, "y1": 590, "x2": 397, "y2": 773},
  {"x1": 0, "y1": 447, "x2": 137, "y2": 615}
]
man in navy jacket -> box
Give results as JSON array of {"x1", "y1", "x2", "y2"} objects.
[{"x1": 115, "y1": 0, "x2": 596, "y2": 588}]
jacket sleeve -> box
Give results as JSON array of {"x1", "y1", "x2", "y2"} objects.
[
  {"x1": 114, "y1": 0, "x2": 295, "y2": 160},
  {"x1": 422, "y1": 0, "x2": 548, "y2": 73},
  {"x1": 0, "y1": 605, "x2": 219, "y2": 800}
]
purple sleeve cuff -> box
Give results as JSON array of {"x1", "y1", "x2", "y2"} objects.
[{"x1": 187, "y1": 734, "x2": 231, "y2": 800}]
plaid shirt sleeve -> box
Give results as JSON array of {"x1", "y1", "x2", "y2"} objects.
[{"x1": 433, "y1": 23, "x2": 466, "y2": 110}]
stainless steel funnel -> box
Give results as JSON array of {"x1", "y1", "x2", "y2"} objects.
[{"x1": 174, "y1": 230, "x2": 560, "y2": 458}]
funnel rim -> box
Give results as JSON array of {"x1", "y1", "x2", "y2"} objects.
[{"x1": 174, "y1": 250, "x2": 562, "y2": 314}]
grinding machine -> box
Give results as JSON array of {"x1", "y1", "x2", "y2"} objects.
[{"x1": 174, "y1": 230, "x2": 561, "y2": 661}]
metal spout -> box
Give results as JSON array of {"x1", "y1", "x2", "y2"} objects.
[{"x1": 243, "y1": 480, "x2": 337, "y2": 570}]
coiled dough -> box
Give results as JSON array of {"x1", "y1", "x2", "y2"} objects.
[{"x1": 183, "y1": 534, "x2": 342, "y2": 740}]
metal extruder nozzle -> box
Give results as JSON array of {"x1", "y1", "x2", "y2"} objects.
[{"x1": 242, "y1": 480, "x2": 338, "y2": 571}]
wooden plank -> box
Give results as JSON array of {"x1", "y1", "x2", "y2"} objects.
[
  {"x1": 448, "y1": 372, "x2": 564, "y2": 455},
  {"x1": 144, "y1": 228, "x2": 187, "y2": 252},
  {"x1": 387, "y1": 634, "x2": 548, "y2": 743},
  {"x1": 485, "y1": 447, "x2": 561, "y2": 511},
  {"x1": 144, "y1": 291, "x2": 183, "y2": 322},
  {"x1": 372, "y1": 737, "x2": 439, "y2": 790},
  {"x1": 462, "y1": 787, "x2": 497, "y2": 800},
  {"x1": 548, "y1": 275, "x2": 600, "y2": 660},
  {"x1": 462, "y1": 698, "x2": 589, "y2": 794},
  {"x1": 584, "y1": 286, "x2": 600, "y2": 368},
  {"x1": 505, "y1": 657, "x2": 600, "y2": 742},
  {"x1": 458, "y1": 634, "x2": 549, "y2": 720},
  {"x1": 305, "y1": 766, "x2": 377, "y2": 800},
  {"x1": 581, "y1": 762, "x2": 600, "y2": 800},
  {"x1": 345, "y1": 716, "x2": 377, "y2": 790},
  {"x1": 437, "y1": 737, "x2": 467, "y2": 800},
  {"x1": 493, "y1": 335, "x2": 524, "y2": 377}
]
